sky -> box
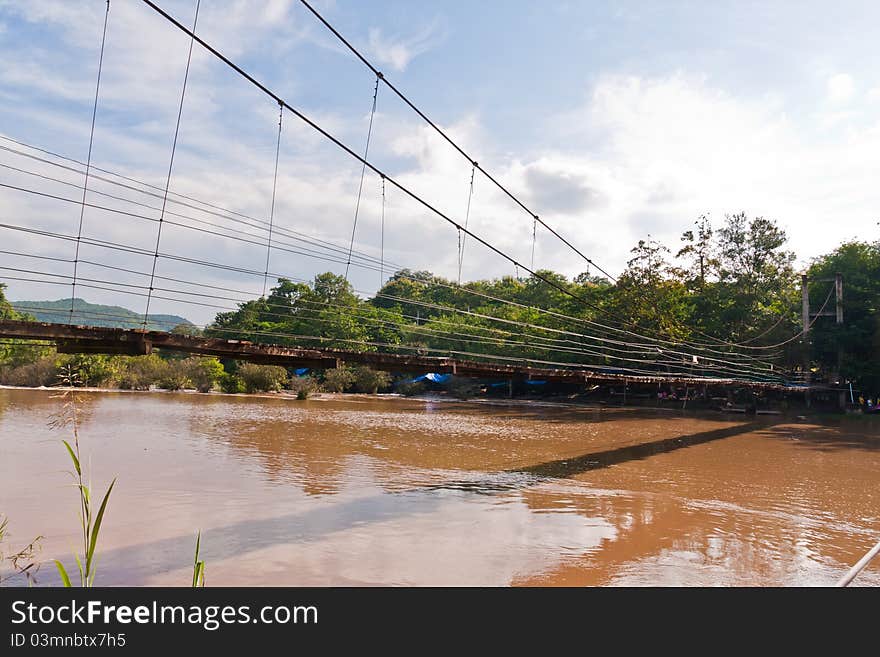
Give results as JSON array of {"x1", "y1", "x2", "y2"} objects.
[{"x1": 1, "y1": 0, "x2": 879, "y2": 324}]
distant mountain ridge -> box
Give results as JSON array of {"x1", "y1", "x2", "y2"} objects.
[{"x1": 12, "y1": 298, "x2": 194, "y2": 333}]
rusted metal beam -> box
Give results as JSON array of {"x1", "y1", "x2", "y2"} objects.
[{"x1": 0, "y1": 319, "x2": 794, "y2": 390}]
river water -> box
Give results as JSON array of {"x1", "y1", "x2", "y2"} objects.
[{"x1": 1, "y1": 387, "x2": 878, "y2": 586}]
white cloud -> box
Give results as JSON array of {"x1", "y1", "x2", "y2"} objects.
[
  {"x1": 527, "y1": 73, "x2": 880, "y2": 277},
  {"x1": 827, "y1": 73, "x2": 855, "y2": 104},
  {"x1": 366, "y1": 19, "x2": 443, "y2": 72},
  {"x1": 3, "y1": 3, "x2": 880, "y2": 326}
]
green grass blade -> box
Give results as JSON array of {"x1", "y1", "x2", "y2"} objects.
[
  {"x1": 61, "y1": 440, "x2": 81, "y2": 476},
  {"x1": 88, "y1": 554, "x2": 100, "y2": 587},
  {"x1": 54, "y1": 560, "x2": 72, "y2": 588},
  {"x1": 74, "y1": 552, "x2": 84, "y2": 586},
  {"x1": 192, "y1": 561, "x2": 204, "y2": 587},
  {"x1": 85, "y1": 478, "x2": 115, "y2": 578},
  {"x1": 192, "y1": 530, "x2": 204, "y2": 587}
]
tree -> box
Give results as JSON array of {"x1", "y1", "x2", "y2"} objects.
[
  {"x1": 611, "y1": 237, "x2": 692, "y2": 339},
  {"x1": 808, "y1": 241, "x2": 880, "y2": 391},
  {"x1": 676, "y1": 214, "x2": 716, "y2": 288},
  {"x1": 702, "y1": 213, "x2": 797, "y2": 342},
  {"x1": 0, "y1": 283, "x2": 15, "y2": 319}
]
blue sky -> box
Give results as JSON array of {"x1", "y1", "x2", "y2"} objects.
[{"x1": 1, "y1": 0, "x2": 879, "y2": 323}]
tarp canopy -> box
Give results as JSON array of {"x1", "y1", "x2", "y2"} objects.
[{"x1": 400, "y1": 373, "x2": 451, "y2": 385}]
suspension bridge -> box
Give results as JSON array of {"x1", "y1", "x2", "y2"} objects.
[{"x1": 0, "y1": 0, "x2": 816, "y2": 394}]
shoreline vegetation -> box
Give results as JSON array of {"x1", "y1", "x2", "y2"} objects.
[{"x1": 3, "y1": 215, "x2": 880, "y2": 403}]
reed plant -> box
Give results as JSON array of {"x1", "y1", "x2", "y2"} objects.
[
  {"x1": 0, "y1": 516, "x2": 43, "y2": 586},
  {"x1": 50, "y1": 366, "x2": 115, "y2": 587}
]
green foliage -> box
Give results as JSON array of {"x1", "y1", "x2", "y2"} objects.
[
  {"x1": 395, "y1": 380, "x2": 425, "y2": 397},
  {"x1": 184, "y1": 357, "x2": 225, "y2": 392},
  {"x1": 808, "y1": 241, "x2": 880, "y2": 391},
  {"x1": 0, "y1": 356, "x2": 58, "y2": 387},
  {"x1": 157, "y1": 359, "x2": 190, "y2": 391},
  {"x1": 0, "y1": 283, "x2": 14, "y2": 319},
  {"x1": 237, "y1": 363, "x2": 288, "y2": 393},
  {"x1": 322, "y1": 366, "x2": 357, "y2": 393},
  {"x1": 219, "y1": 373, "x2": 246, "y2": 394},
  {"x1": 352, "y1": 367, "x2": 391, "y2": 394},
  {"x1": 116, "y1": 355, "x2": 167, "y2": 390},
  {"x1": 2, "y1": 212, "x2": 875, "y2": 392},
  {"x1": 288, "y1": 375, "x2": 320, "y2": 399},
  {"x1": 171, "y1": 323, "x2": 203, "y2": 337},
  {"x1": 58, "y1": 354, "x2": 117, "y2": 387}
]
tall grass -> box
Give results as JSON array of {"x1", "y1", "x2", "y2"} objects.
[
  {"x1": 50, "y1": 366, "x2": 116, "y2": 587},
  {"x1": 0, "y1": 516, "x2": 43, "y2": 586},
  {"x1": 192, "y1": 530, "x2": 205, "y2": 587}
]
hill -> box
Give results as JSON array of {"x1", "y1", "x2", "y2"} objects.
[{"x1": 12, "y1": 298, "x2": 194, "y2": 333}]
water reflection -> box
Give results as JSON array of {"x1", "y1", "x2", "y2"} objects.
[{"x1": 1, "y1": 388, "x2": 879, "y2": 586}]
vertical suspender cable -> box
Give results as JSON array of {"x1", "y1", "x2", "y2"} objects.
[
  {"x1": 530, "y1": 216, "x2": 538, "y2": 272},
  {"x1": 457, "y1": 164, "x2": 476, "y2": 285},
  {"x1": 263, "y1": 103, "x2": 284, "y2": 297},
  {"x1": 143, "y1": 0, "x2": 200, "y2": 328},
  {"x1": 379, "y1": 174, "x2": 386, "y2": 287},
  {"x1": 70, "y1": 0, "x2": 111, "y2": 324},
  {"x1": 344, "y1": 74, "x2": 380, "y2": 282}
]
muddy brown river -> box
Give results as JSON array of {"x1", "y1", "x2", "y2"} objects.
[{"x1": 1, "y1": 387, "x2": 879, "y2": 586}]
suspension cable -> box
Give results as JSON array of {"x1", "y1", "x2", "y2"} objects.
[
  {"x1": 70, "y1": 0, "x2": 111, "y2": 323},
  {"x1": 530, "y1": 216, "x2": 537, "y2": 271},
  {"x1": 263, "y1": 102, "x2": 284, "y2": 297},
  {"x1": 379, "y1": 175, "x2": 386, "y2": 287},
  {"x1": 458, "y1": 164, "x2": 476, "y2": 285},
  {"x1": 344, "y1": 74, "x2": 380, "y2": 281},
  {"x1": 295, "y1": 0, "x2": 618, "y2": 283},
  {"x1": 143, "y1": 0, "x2": 200, "y2": 328}
]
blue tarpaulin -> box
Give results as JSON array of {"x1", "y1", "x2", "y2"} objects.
[
  {"x1": 525, "y1": 380, "x2": 547, "y2": 385},
  {"x1": 400, "y1": 372, "x2": 451, "y2": 385},
  {"x1": 294, "y1": 368, "x2": 309, "y2": 376}
]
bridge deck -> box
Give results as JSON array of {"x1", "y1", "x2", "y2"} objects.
[{"x1": 0, "y1": 319, "x2": 793, "y2": 390}]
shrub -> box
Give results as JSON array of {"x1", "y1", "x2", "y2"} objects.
[
  {"x1": 322, "y1": 366, "x2": 356, "y2": 393},
  {"x1": 219, "y1": 373, "x2": 245, "y2": 394},
  {"x1": 157, "y1": 358, "x2": 191, "y2": 391},
  {"x1": 184, "y1": 357, "x2": 224, "y2": 392},
  {"x1": 352, "y1": 366, "x2": 391, "y2": 394},
  {"x1": 0, "y1": 356, "x2": 58, "y2": 387},
  {"x1": 116, "y1": 355, "x2": 167, "y2": 390},
  {"x1": 0, "y1": 340, "x2": 54, "y2": 369},
  {"x1": 57, "y1": 354, "x2": 117, "y2": 387},
  {"x1": 237, "y1": 363, "x2": 288, "y2": 393},
  {"x1": 395, "y1": 380, "x2": 425, "y2": 397},
  {"x1": 447, "y1": 376, "x2": 482, "y2": 400},
  {"x1": 288, "y1": 375, "x2": 320, "y2": 400}
]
